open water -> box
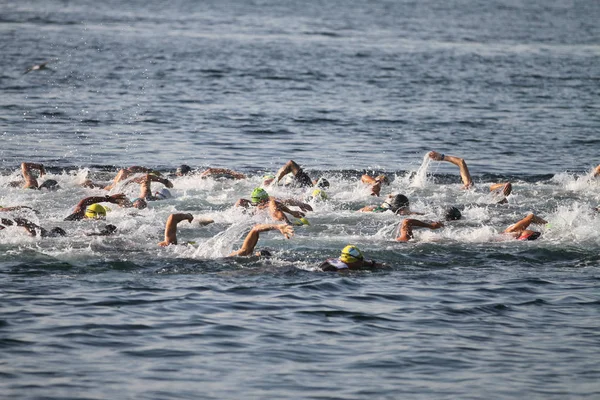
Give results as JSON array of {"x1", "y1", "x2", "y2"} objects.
[{"x1": 1, "y1": 0, "x2": 600, "y2": 399}]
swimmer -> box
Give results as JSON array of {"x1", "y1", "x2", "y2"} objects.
[
  {"x1": 9, "y1": 162, "x2": 59, "y2": 190},
  {"x1": 395, "y1": 219, "x2": 444, "y2": 242},
  {"x1": 359, "y1": 194, "x2": 423, "y2": 215},
  {"x1": 236, "y1": 188, "x2": 312, "y2": 225},
  {"x1": 593, "y1": 165, "x2": 600, "y2": 177},
  {"x1": 319, "y1": 245, "x2": 385, "y2": 271},
  {"x1": 0, "y1": 217, "x2": 66, "y2": 237},
  {"x1": 130, "y1": 173, "x2": 174, "y2": 205},
  {"x1": 272, "y1": 160, "x2": 328, "y2": 188},
  {"x1": 361, "y1": 174, "x2": 389, "y2": 196},
  {"x1": 103, "y1": 166, "x2": 160, "y2": 191},
  {"x1": 64, "y1": 194, "x2": 129, "y2": 221},
  {"x1": 503, "y1": 213, "x2": 547, "y2": 241},
  {"x1": 23, "y1": 60, "x2": 53, "y2": 74},
  {"x1": 199, "y1": 168, "x2": 246, "y2": 180},
  {"x1": 158, "y1": 213, "x2": 194, "y2": 246},
  {"x1": 174, "y1": 164, "x2": 246, "y2": 180},
  {"x1": 428, "y1": 151, "x2": 512, "y2": 203},
  {"x1": 228, "y1": 224, "x2": 295, "y2": 256}
]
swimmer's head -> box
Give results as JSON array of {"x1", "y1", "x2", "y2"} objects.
[
  {"x1": 255, "y1": 249, "x2": 272, "y2": 257},
  {"x1": 39, "y1": 179, "x2": 60, "y2": 191},
  {"x1": 131, "y1": 198, "x2": 147, "y2": 210},
  {"x1": 518, "y1": 231, "x2": 541, "y2": 241},
  {"x1": 155, "y1": 188, "x2": 172, "y2": 200},
  {"x1": 444, "y1": 206, "x2": 462, "y2": 221},
  {"x1": 315, "y1": 177, "x2": 330, "y2": 189},
  {"x1": 251, "y1": 187, "x2": 269, "y2": 205},
  {"x1": 45, "y1": 227, "x2": 67, "y2": 237},
  {"x1": 382, "y1": 194, "x2": 409, "y2": 213},
  {"x1": 262, "y1": 174, "x2": 275, "y2": 186},
  {"x1": 176, "y1": 164, "x2": 191, "y2": 176},
  {"x1": 85, "y1": 204, "x2": 107, "y2": 219},
  {"x1": 340, "y1": 245, "x2": 364, "y2": 264}
]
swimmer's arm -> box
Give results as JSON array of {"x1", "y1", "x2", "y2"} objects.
[
  {"x1": 229, "y1": 224, "x2": 294, "y2": 257},
  {"x1": 358, "y1": 205, "x2": 376, "y2": 212},
  {"x1": 12, "y1": 217, "x2": 44, "y2": 237},
  {"x1": 428, "y1": 151, "x2": 473, "y2": 189},
  {"x1": 363, "y1": 259, "x2": 388, "y2": 269},
  {"x1": 395, "y1": 219, "x2": 444, "y2": 242},
  {"x1": 158, "y1": 213, "x2": 193, "y2": 247},
  {"x1": 279, "y1": 198, "x2": 313, "y2": 212},
  {"x1": 148, "y1": 174, "x2": 173, "y2": 188},
  {"x1": 273, "y1": 200, "x2": 304, "y2": 220},
  {"x1": 274, "y1": 160, "x2": 301, "y2": 183},
  {"x1": 361, "y1": 175, "x2": 377, "y2": 185},
  {"x1": 503, "y1": 213, "x2": 547, "y2": 235},
  {"x1": 72, "y1": 194, "x2": 128, "y2": 214},
  {"x1": 200, "y1": 168, "x2": 246, "y2": 179},
  {"x1": 21, "y1": 162, "x2": 44, "y2": 188},
  {"x1": 593, "y1": 165, "x2": 600, "y2": 177}
]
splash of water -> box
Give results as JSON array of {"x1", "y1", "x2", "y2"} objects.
[{"x1": 410, "y1": 152, "x2": 432, "y2": 188}]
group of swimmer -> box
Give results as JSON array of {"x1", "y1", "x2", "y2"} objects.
[{"x1": 2, "y1": 154, "x2": 600, "y2": 271}]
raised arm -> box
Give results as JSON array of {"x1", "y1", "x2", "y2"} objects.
[
  {"x1": 158, "y1": 213, "x2": 194, "y2": 246},
  {"x1": 21, "y1": 162, "x2": 45, "y2": 189},
  {"x1": 428, "y1": 151, "x2": 473, "y2": 189},
  {"x1": 274, "y1": 160, "x2": 302, "y2": 183},
  {"x1": 395, "y1": 219, "x2": 444, "y2": 242},
  {"x1": 504, "y1": 213, "x2": 547, "y2": 235},
  {"x1": 229, "y1": 224, "x2": 294, "y2": 257},
  {"x1": 200, "y1": 168, "x2": 246, "y2": 180},
  {"x1": 270, "y1": 200, "x2": 306, "y2": 223},
  {"x1": 279, "y1": 198, "x2": 313, "y2": 212},
  {"x1": 65, "y1": 194, "x2": 128, "y2": 221}
]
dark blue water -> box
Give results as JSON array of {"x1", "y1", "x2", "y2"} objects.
[{"x1": 2, "y1": 0, "x2": 600, "y2": 398}]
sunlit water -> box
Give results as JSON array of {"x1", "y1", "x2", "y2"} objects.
[{"x1": 2, "y1": 0, "x2": 600, "y2": 399}]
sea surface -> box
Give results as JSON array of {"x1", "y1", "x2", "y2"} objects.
[{"x1": 1, "y1": 0, "x2": 600, "y2": 399}]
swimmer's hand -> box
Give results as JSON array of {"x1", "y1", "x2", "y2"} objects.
[
  {"x1": 107, "y1": 193, "x2": 128, "y2": 205},
  {"x1": 184, "y1": 213, "x2": 193, "y2": 223},
  {"x1": 289, "y1": 210, "x2": 305, "y2": 219},
  {"x1": 430, "y1": 221, "x2": 444, "y2": 229},
  {"x1": 298, "y1": 203, "x2": 313, "y2": 212},
  {"x1": 278, "y1": 224, "x2": 294, "y2": 239},
  {"x1": 428, "y1": 151, "x2": 444, "y2": 161},
  {"x1": 195, "y1": 217, "x2": 214, "y2": 226},
  {"x1": 164, "y1": 179, "x2": 174, "y2": 188}
]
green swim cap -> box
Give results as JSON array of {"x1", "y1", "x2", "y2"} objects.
[
  {"x1": 251, "y1": 187, "x2": 269, "y2": 204},
  {"x1": 312, "y1": 188, "x2": 328, "y2": 200}
]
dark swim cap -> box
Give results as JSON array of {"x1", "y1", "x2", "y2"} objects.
[
  {"x1": 39, "y1": 179, "x2": 60, "y2": 191},
  {"x1": 176, "y1": 164, "x2": 191, "y2": 176},
  {"x1": 444, "y1": 206, "x2": 462, "y2": 221},
  {"x1": 47, "y1": 227, "x2": 67, "y2": 237},
  {"x1": 383, "y1": 194, "x2": 409, "y2": 213}
]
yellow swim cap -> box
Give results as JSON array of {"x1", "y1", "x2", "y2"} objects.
[
  {"x1": 312, "y1": 188, "x2": 328, "y2": 200},
  {"x1": 85, "y1": 203, "x2": 107, "y2": 219},
  {"x1": 340, "y1": 245, "x2": 363, "y2": 263}
]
